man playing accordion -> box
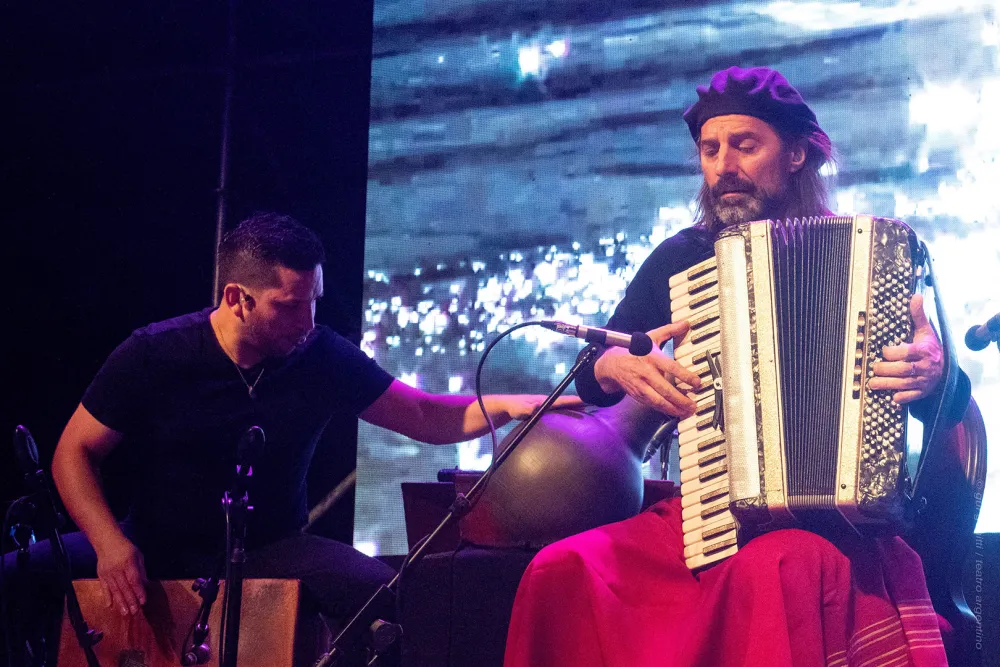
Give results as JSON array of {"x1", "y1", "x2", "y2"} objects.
[{"x1": 503, "y1": 67, "x2": 970, "y2": 667}]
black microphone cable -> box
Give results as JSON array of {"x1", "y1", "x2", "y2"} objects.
[
  {"x1": 393, "y1": 321, "x2": 539, "y2": 632},
  {"x1": 2, "y1": 499, "x2": 20, "y2": 667}
]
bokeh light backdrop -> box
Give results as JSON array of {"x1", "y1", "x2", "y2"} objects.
[{"x1": 358, "y1": 0, "x2": 1000, "y2": 555}]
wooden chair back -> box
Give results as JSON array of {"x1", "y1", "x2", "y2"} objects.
[{"x1": 906, "y1": 396, "x2": 988, "y2": 662}]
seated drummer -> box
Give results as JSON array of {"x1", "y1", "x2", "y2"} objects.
[
  {"x1": 2, "y1": 212, "x2": 579, "y2": 661},
  {"x1": 503, "y1": 67, "x2": 971, "y2": 667}
]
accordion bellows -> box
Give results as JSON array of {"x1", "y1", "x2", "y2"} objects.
[{"x1": 669, "y1": 215, "x2": 923, "y2": 570}]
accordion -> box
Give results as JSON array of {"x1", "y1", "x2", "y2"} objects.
[{"x1": 668, "y1": 215, "x2": 925, "y2": 570}]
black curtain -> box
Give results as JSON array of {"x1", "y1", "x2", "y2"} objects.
[{"x1": 2, "y1": 1, "x2": 375, "y2": 545}]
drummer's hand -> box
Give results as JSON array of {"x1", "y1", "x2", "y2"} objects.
[
  {"x1": 869, "y1": 294, "x2": 944, "y2": 405},
  {"x1": 95, "y1": 534, "x2": 147, "y2": 616},
  {"x1": 593, "y1": 322, "x2": 702, "y2": 418},
  {"x1": 499, "y1": 394, "x2": 587, "y2": 420}
]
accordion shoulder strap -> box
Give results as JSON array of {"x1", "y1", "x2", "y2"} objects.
[
  {"x1": 910, "y1": 240, "x2": 961, "y2": 503},
  {"x1": 905, "y1": 241, "x2": 987, "y2": 652}
]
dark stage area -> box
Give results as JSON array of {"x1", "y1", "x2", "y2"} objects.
[
  {"x1": 3, "y1": 1, "x2": 376, "y2": 544},
  {"x1": 3, "y1": 2, "x2": 999, "y2": 667}
]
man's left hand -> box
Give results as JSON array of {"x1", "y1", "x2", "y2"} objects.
[{"x1": 868, "y1": 293, "x2": 944, "y2": 405}]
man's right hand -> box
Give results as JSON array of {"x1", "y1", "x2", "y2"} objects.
[
  {"x1": 51, "y1": 405, "x2": 146, "y2": 615},
  {"x1": 593, "y1": 321, "x2": 702, "y2": 418},
  {"x1": 95, "y1": 534, "x2": 147, "y2": 616}
]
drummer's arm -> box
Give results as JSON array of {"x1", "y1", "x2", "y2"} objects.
[
  {"x1": 359, "y1": 379, "x2": 583, "y2": 444},
  {"x1": 52, "y1": 403, "x2": 147, "y2": 616}
]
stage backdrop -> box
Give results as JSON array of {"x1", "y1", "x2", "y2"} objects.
[{"x1": 358, "y1": 0, "x2": 1000, "y2": 556}]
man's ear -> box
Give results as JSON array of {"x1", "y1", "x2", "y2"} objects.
[
  {"x1": 788, "y1": 140, "x2": 808, "y2": 174},
  {"x1": 221, "y1": 284, "x2": 247, "y2": 313}
]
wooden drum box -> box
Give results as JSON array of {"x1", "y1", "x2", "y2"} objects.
[{"x1": 57, "y1": 579, "x2": 328, "y2": 667}]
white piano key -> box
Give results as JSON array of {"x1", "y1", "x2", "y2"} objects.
[
  {"x1": 680, "y1": 477, "x2": 729, "y2": 509},
  {"x1": 671, "y1": 291, "x2": 720, "y2": 323},
  {"x1": 677, "y1": 397, "x2": 717, "y2": 434},
  {"x1": 668, "y1": 258, "x2": 717, "y2": 290},
  {"x1": 682, "y1": 506, "x2": 733, "y2": 534},
  {"x1": 673, "y1": 330, "x2": 721, "y2": 361},
  {"x1": 679, "y1": 432, "x2": 726, "y2": 458},
  {"x1": 679, "y1": 445, "x2": 726, "y2": 479},
  {"x1": 683, "y1": 513, "x2": 736, "y2": 547},
  {"x1": 683, "y1": 523, "x2": 738, "y2": 558},
  {"x1": 685, "y1": 542, "x2": 739, "y2": 570},
  {"x1": 681, "y1": 493, "x2": 731, "y2": 521},
  {"x1": 677, "y1": 415, "x2": 718, "y2": 441},
  {"x1": 678, "y1": 437, "x2": 725, "y2": 464},
  {"x1": 678, "y1": 425, "x2": 723, "y2": 448},
  {"x1": 680, "y1": 465, "x2": 729, "y2": 497},
  {"x1": 669, "y1": 276, "x2": 719, "y2": 302},
  {"x1": 673, "y1": 352, "x2": 710, "y2": 372}
]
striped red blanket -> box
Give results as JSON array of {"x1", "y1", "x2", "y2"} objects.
[{"x1": 504, "y1": 497, "x2": 947, "y2": 667}]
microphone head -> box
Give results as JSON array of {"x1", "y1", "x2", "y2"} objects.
[
  {"x1": 237, "y1": 426, "x2": 266, "y2": 475},
  {"x1": 628, "y1": 332, "x2": 654, "y2": 356},
  {"x1": 13, "y1": 425, "x2": 40, "y2": 477},
  {"x1": 965, "y1": 325, "x2": 990, "y2": 352}
]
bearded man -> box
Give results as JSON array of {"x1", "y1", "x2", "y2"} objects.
[{"x1": 503, "y1": 67, "x2": 970, "y2": 667}]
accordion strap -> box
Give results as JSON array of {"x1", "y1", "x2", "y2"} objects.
[{"x1": 909, "y1": 240, "x2": 960, "y2": 505}]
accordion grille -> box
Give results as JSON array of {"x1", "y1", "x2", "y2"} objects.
[{"x1": 771, "y1": 217, "x2": 854, "y2": 508}]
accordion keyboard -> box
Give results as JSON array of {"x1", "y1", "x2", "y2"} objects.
[{"x1": 668, "y1": 257, "x2": 739, "y2": 570}]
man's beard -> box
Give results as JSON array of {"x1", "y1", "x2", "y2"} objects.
[{"x1": 709, "y1": 174, "x2": 784, "y2": 227}]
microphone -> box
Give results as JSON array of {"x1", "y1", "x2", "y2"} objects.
[
  {"x1": 14, "y1": 425, "x2": 42, "y2": 487},
  {"x1": 234, "y1": 426, "x2": 265, "y2": 494},
  {"x1": 965, "y1": 312, "x2": 1000, "y2": 351},
  {"x1": 11, "y1": 426, "x2": 44, "y2": 552},
  {"x1": 540, "y1": 321, "x2": 653, "y2": 356}
]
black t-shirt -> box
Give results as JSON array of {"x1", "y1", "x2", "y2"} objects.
[{"x1": 82, "y1": 308, "x2": 394, "y2": 555}]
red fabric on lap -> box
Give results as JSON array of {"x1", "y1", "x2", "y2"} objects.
[{"x1": 503, "y1": 498, "x2": 947, "y2": 667}]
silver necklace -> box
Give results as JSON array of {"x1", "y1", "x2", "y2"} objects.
[
  {"x1": 234, "y1": 364, "x2": 265, "y2": 399},
  {"x1": 215, "y1": 318, "x2": 265, "y2": 399}
]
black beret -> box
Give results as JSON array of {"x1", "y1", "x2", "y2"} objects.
[{"x1": 682, "y1": 66, "x2": 827, "y2": 142}]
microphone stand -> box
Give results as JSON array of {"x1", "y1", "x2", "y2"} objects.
[
  {"x1": 181, "y1": 573, "x2": 220, "y2": 666},
  {"x1": 186, "y1": 426, "x2": 261, "y2": 667},
  {"x1": 219, "y1": 491, "x2": 253, "y2": 667},
  {"x1": 9, "y1": 499, "x2": 36, "y2": 572},
  {"x1": 6, "y1": 498, "x2": 42, "y2": 666},
  {"x1": 219, "y1": 467, "x2": 253, "y2": 667},
  {"x1": 20, "y1": 465, "x2": 104, "y2": 667},
  {"x1": 313, "y1": 344, "x2": 603, "y2": 667}
]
